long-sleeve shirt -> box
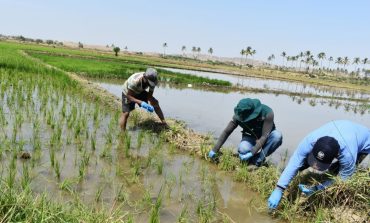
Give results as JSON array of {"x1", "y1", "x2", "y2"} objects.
[
  {"x1": 212, "y1": 111, "x2": 275, "y2": 155},
  {"x1": 277, "y1": 120, "x2": 370, "y2": 189}
]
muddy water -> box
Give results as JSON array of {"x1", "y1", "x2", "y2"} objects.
[
  {"x1": 96, "y1": 81, "x2": 370, "y2": 165},
  {"x1": 161, "y1": 67, "x2": 370, "y2": 100}
]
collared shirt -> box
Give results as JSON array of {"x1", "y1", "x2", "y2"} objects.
[
  {"x1": 122, "y1": 72, "x2": 155, "y2": 95},
  {"x1": 277, "y1": 120, "x2": 370, "y2": 189}
]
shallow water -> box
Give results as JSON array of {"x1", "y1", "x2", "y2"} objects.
[
  {"x1": 161, "y1": 67, "x2": 370, "y2": 100},
  {"x1": 96, "y1": 80, "x2": 370, "y2": 165},
  {"x1": 0, "y1": 75, "x2": 280, "y2": 222}
]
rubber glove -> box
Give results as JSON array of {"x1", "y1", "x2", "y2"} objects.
[
  {"x1": 298, "y1": 184, "x2": 315, "y2": 196},
  {"x1": 208, "y1": 150, "x2": 216, "y2": 159},
  {"x1": 239, "y1": 151, "x2": 253, "y2": 161},
  {"x1": 140, "y1": 101, "x2": 154, "y2": 112},
  {"x1": 268, "y1": 187, "x2": 283, "y2": 209}
]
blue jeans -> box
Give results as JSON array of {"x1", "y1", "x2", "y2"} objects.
[{"x1": 238, "y1": 130, "x2": 283, "y2": 166}]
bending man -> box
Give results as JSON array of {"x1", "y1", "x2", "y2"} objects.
[
  {"x1": 268, "y1": 120, "x2": 370, "y2": 209},
  {"x1": 208, "y1": 98, "x2": 282, "y2": 167},
  {"x1": 119, "y1": 68, "x2": 167, "y2": 130}
]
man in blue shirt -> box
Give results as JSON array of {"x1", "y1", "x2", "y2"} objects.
[{"x1": 268, "y1": 120, "x2": 370, "y2": 209}]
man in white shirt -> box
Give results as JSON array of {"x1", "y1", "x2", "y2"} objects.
[{"x1": 119, "y1": 68, "x2": 167, "y2": 130}]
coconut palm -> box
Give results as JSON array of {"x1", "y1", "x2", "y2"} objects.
[
  {"x1": 362, "y1": 58, "x2": 368, "y2": 71},
  {"x1": 317, "y1": 52, "x2": 326, "y2": 69},
  {"x1": 240, "y1": 49, "x2": 245, "y2": 65},
  {"x1": 162, "y1": 42, "x2": 167, "y2": 57},
  {"x1": 208, "y1": 47, "x2": 213, "y2": 56},
  {"x1": 353, "y1": 57, "x2": 361, "y2": 72},
  {"x1": 343, "y1": 57, "x2": 350, "y2": 70},
  {"x1": 245, "y1": 46, "x2": 252, "y2": 65},
  {"x1": 328, "y1": 56, "x2": 333, "y2": 69},
  {"x1": 250, "y1": 49, "x2": 256, "y2": 66},
  {"x1": 192, "y1": 46, "x2": 197, "y2": 58},
  {"x1": 181, "y1": 46, "x2": 186, "y2": 56},
  {"x1": 281, "y1": 51, "x2": 286, "y2": 66},
  {"x1": 197, "y1": 47, "x2": 201, "y2": 58},
  {"x1": 335, "y1": 57, "x2": 343, "y2": 71}
]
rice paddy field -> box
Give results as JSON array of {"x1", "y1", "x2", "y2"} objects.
[{"x1": 0, "y1": 41, "x2": 369, "y2": 223}]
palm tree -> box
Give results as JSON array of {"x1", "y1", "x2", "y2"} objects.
[
  {"x1": 362, "y1": 58, "x2": 368, "y2": 72},
  {"x1": 181, "y1": 46, "x2": 186, "y2": 57},
  {"x1": 335, "y1": 57, "x2": 343, "y2": 71},
  {"x1": 328, "y1": 56, "x2": 333, "y2": 69},
  {"x1": 281, "y1": 51, "x2": 286, "y2": 66},
  {"x1": 162, "y1": 42, "x2": 167, "y2": 57},
  {"x1": 317, "y1": 52, "x2": 326, "y2": 69},
  {"x1": 192, "y1": 46, "x2": 197, "y2": 58},
  {"x1": 267, "y1": 54, "x2": 275, "y2": 67},
  {"x1": 353, "y1": 57, "x2": 361, "y2": 73},
  {"x1": 240, "y1": 49, "x2": 245, "y2": 66},
  {"x1": 343, "y1": 57, "x2": 350, "y2": 71},
  {"x1": 197, "y1": 47, "x2": 201, "y2": 58},
  {"x1": 250, "y1": 49, "x2": 256, "y2": 66},
  {"x1": 113, "y1": 47, "x2": 120, "y2": 56},
  {"x1": 245, "y1": 46, "x2": 252, "y2": 65},
  {"x1": 208, "y1": 47, "x2": 213, "y2": 57}
]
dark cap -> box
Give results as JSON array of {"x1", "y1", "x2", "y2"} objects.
[
  {"x1": 307, "y1": 136, "x2": 339, "y2": 171},
  {"x1": 144, "y1": 68, "x2": 158, "y2": 87}
]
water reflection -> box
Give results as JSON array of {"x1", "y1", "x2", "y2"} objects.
[
  {"x1": 161, "y1": 67, "x2": 370, "y2": 100},
  {"x1": 95, "y1": 80, "x2": 370, "y2": 164}
]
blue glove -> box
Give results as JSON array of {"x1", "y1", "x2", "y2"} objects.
[
  {"x1": 298, "y1": 184, "x2": 315, "y2": 196},
  {"x1": 208, "y1": 150, "x2": 216, "y2": 159},
  {"x1": 268, "y1": 188, "x2": 283, "y2": 209},
  {"x1": 239, "y1": 152, "x2": 253, "y2": 161},
  {"x1": 140, "y1": 102, "x2": 154, "y2": 112}
]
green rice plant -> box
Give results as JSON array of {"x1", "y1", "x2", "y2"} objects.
[
  {"x1": 149, "y1": 187, "x2": 163, "y2": 223},
  {"x1": 124, "y1": 133, "x2": 131, "y2": 158},
  {"x1": 218, "y1": 149, "x2": 238, "y2": 171},
  {"x1": 115, "y1": 184, "x2": 129, "y2": 203},
  {"x1": 95, "y1": 185, "x2": 104, "y2": 202},
  {"x1": 136, "y1": 129, "x2": 145, "y2": 150},
  {"x1": 100, "y1": 143, "x2": 112, "y2": 159},
  {"x1": 91, "y1": 134, "x2": 96, "y2": 151},
  {"x1": 54, "y1": 159, "x2": 61, "y2": 180},
  {"x1": 49, "y1": 147, "x2": 55, "y2": 168},
  {"x1": 156, "y1": 158, "x2": 164, "y2": 175},
  {"x1": 7, "y1": 155, "x2": 17, "y2": 188},
  {"x1": 196, "y1": 199, "x2": 214, "y2": 223},
  {"x1": 177, "y1": 205, "x2": 189, "y2": 223},
  {"x1": 21, "y1": 162, "x2": 31, "y2": 189},
  {"x1": 59, "y1": 178, "x2": 76, "y2": 193},
  {"x1": 165, "y1": 173, "x2": 176, "y2": 198}
]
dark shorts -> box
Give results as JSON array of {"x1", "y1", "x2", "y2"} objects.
[{"x1": 122, "y1": 91, "x2": 149, "y2": 112}]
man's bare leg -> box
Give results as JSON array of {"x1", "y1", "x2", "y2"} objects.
[{"x1": 119, "y1": 112, "x2": 130, "y2": 130}]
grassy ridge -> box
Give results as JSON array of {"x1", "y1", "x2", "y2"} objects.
[{"x1": 25, "y1": 50, "x2": 232, "y2": 86}]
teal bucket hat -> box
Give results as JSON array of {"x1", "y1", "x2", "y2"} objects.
[{"x1": 234, "y1": 98, "x2": 262, "y2": 122}]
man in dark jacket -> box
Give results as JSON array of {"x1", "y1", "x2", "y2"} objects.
[{"x1": 208, "y1": 98, "x2": 282, "y2": 167}]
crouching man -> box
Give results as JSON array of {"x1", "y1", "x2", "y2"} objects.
[
  {"x1": 268, "y1": 120, "x2": 370, "y2": 209},
  {"x1": 119, "y1": 68, "x2": 167, "y2": 130}
]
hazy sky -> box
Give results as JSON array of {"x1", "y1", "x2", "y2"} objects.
[{"x1": 1, "y1": 0, "x2": 370, "y2": 62}]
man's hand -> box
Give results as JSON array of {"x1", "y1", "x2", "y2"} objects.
[
  {"x1": 208, "y1": 150, "x2": 216, "y2": 159},
  {"x1": 239, "y1": 151, "x2": 253, "y2": 161},
  {"x1": 140, "y1": 102, "x2": 154, "y2": 112},
  {"x1": 268, "y1": 187, "x2": 283, "y2": 210},
  {"x1": 298, "y1": 184, "x2": 315, "y2": 196}
]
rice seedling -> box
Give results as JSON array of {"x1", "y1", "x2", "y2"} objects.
[
  {"x1": 49, "y1": 147, "x2": 56, "y2": 168},
  {"x1": 95, "y1": 185, "x2": 104, "y2": 202},
  {"x1": 54, "y1": 159, "x2": 61, "y2": 180},
  {"x1": 149, "y1": 187, "x2": 163, "y2": 223},
  {"x1": 218, "y1": 149, "x2": 238, "y2": 171},
  {"x1": 177, "y1": 205, "x2": 189, "y2": 223},
  {"x1": 156, "y1": 157, "x2": 164, "y2": 175},
  {"x1": 124, "y1": 133, "x2": 131, "y2": 158},
  {"x1": 136, "y1": 129, "x2": 145, "y2": 149},
  {"x1": 21, "y1": 162, "x2": 31, "y2": 189},
  {"x1": 115, "y1": 184, "x2": 129, "y2": 203},
  {"x1": 7, "y1": 155, "x2": 17, "y2": 188}
]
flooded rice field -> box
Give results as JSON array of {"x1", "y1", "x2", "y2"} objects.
[
  {"x1": 97, "y1": 79, "x2": 370, "y2": 165},
  {"x1": 0, "y1": 71, "x2": 281, "y2": 222},
  {"x1": 161, "y1": 67, "x2": 370, "y2": 100}
]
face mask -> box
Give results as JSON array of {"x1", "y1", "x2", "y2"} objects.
[{"x1": 307, "y1": 167, "x2": 327, "y2": 175}]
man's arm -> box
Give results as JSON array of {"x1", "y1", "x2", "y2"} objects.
[
  {"x1": 211, "y1": 119, "x2": 238, "y2": 153},
  {"x1": 126, "y1": 89, "x2": 144, "y2": 105},
  {"x1": 277, "y1": 138, "x2": 312, "y2": 189},
  {"x1": 250, "y1": 112, "x2": 274, "y2": 155}
]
